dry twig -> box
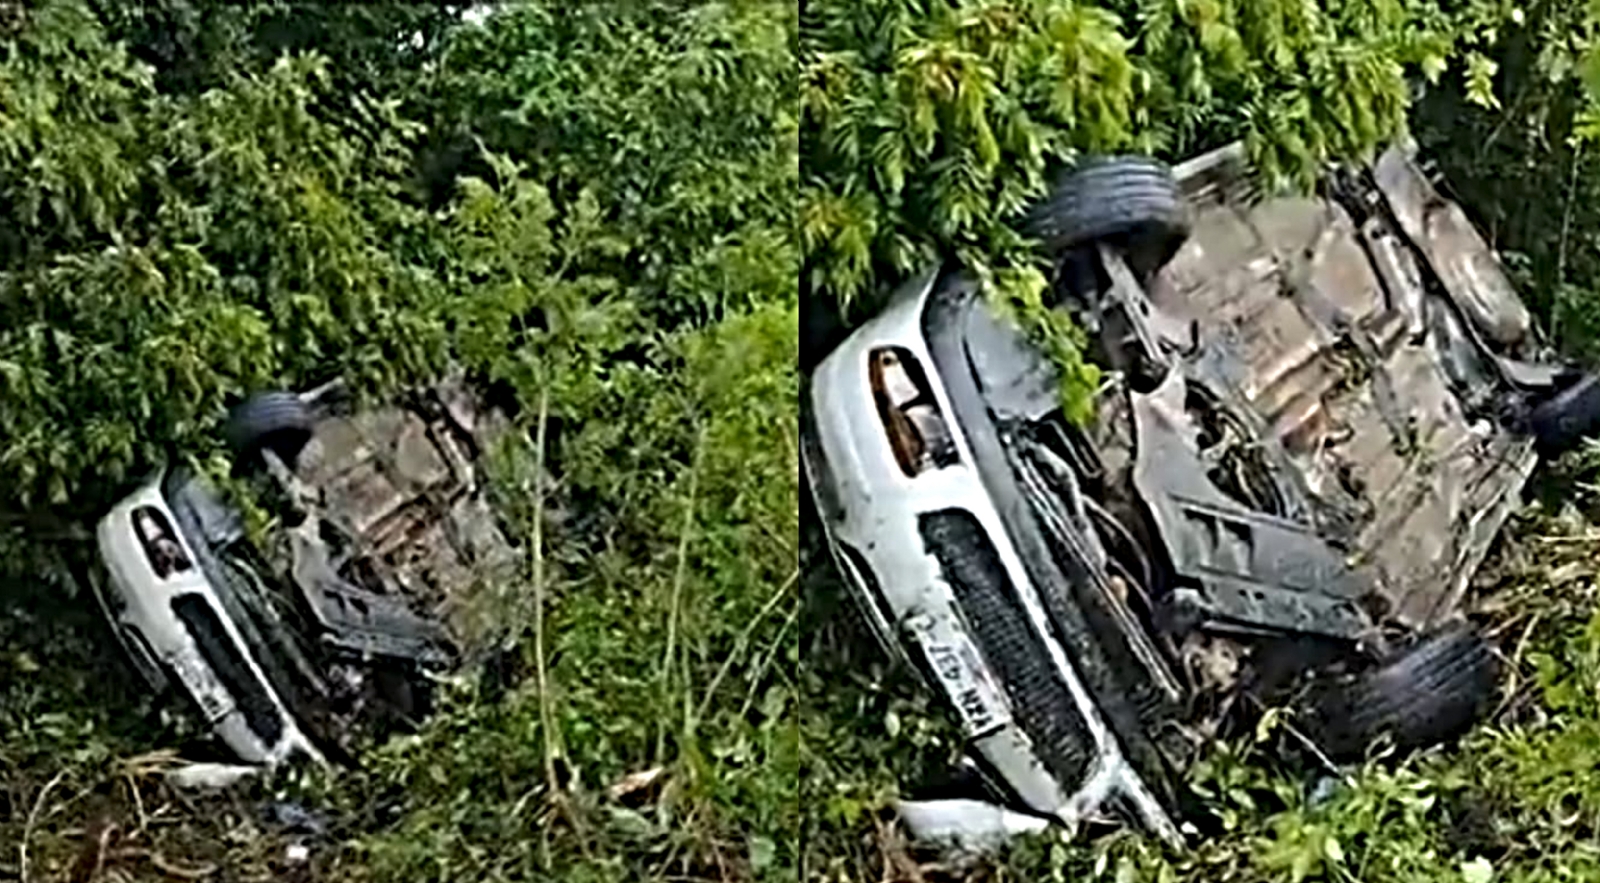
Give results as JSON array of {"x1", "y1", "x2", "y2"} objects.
[{"x1": 20, "y1": 769, "x2": 70, "y2": 883}]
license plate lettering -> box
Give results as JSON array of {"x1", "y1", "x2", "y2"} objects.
[
  {"x1": 955, "y1": 688, "x2": 993, "y2": 728},
  {"x1": 921, "y1": 630, "x2": 1010, "y2": 738},
  {"x1": 929, "y1": 644, "x2": 963, "y2": 681}
]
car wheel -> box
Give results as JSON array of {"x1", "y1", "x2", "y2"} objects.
[
  {"x1": 226, "y1": 392, "x2": 314, "y2": 470},
  {"x1": 1527, "y1": 372, "x2": 1600, "y2": 457},
  {"x1": 1305, "y1": 623, "x2": 1499, "y2": 761},
  {"x1": 1021, "y1": 156, "x2": 1191, "y2": 280}
]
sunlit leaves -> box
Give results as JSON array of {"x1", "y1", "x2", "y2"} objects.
[
  {"x1": 0, "y1": 2, "x2": 148, "y2": 257},
  {"x1": 0, "y1": 4, "x2": 620, "y2": 511},
  {"x1": 0, "y1": 2, "x2": 801, "y2": 878},
  {"x1": 1466, "y1": 51, "x2": 1503, "y2": 108},
  {"x1": 1422, "y1": 51, "x2": 1449, "y2": 83}
]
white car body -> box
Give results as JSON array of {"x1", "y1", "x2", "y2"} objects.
[
  {"x1": 87, "y1": 374, "x2": 516, "y2": 768},
  {"x1": 804, "y1": 266, "x2": 1181, "y2": 843},
  {"x1": 93, "y1": 476, "x2": 321, "y2": 766}
]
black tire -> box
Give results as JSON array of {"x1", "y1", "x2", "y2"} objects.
[
  {"x1": 1528, "y1": 372, "x2": 1600, "y2": 457},
  {"x1": 225, "y1": 392, "x2": 314, "y2": 469},
  {"x1": 1305, "y1": 623, "x2": 1499, "y2": 761},
  {"x1": 1021, "y1": 156, "x2": 1191, "y2": 279}
]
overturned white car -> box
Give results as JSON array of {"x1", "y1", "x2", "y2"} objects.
[
  {"x1": 803, "y1": 139, "x2": 1600, "y2": 844},
  {"x1": 88, "y1": 377, "x2": 517, "y2": 766}
]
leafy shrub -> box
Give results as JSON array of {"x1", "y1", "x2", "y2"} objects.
[{"x1": 0, "y1": 3, "x2": 800, "y2": 880}]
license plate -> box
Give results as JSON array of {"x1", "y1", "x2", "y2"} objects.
[
  {"x1": 910, "y1": 613, "x2": 1011, "y2": 738},
  {"x1": 168, "y1": 653, "x2": 233, "y2": 722}
]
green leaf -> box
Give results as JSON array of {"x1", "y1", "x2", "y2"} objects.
[
  {"x1": 1423, "y1": 53, "x2": 1449, "y2": 84},
  {"x1": 1324, "y1": 835, "x2": 1345, "y2": 864},
  {"x1": 747, "y1": 835, "x2": 778, "y2": 873},
  {"x1": 1467, "y1": 51, "x2": 1502, "y2": 109}
]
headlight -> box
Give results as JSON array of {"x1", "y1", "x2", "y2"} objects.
[{"x1": 870, "y1": 346, "x2": 959, "y2": 477}]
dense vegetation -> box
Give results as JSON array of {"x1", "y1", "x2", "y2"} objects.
[
  {"x1": 0, "y1": 2, "x2": 797, "y2": 881},
  {"x1": 800, "y1": 0, "x2": 1533, "y2": 419},
  {"x1": 10, "y1": 0, "x2": 1600, "y2": 881}
]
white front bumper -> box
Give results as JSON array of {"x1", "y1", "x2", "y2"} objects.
[
  {"x1": 97, "y1": 477, "x2": 319, "y2": 767},
  {"x1": 807, "y1": 270, "x2": 1179, "y2": 842}
]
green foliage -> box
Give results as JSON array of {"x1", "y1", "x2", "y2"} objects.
[
  {"x1": 89, "y1": 0, "x2": 465, "y2": 97},
  {"x1": 444, "y1": 158, "x2": 642, "y2": 425},
  {"x1": 0, "y1": 3, "x2": 455, "y2": 510},
  {"x1": 319, "y1": 4, "x2": 798, "y2": 878},
  {"x1": 801, "y1": 0, "x2": 1140, "y2": 312},
  {"x1": 0, "y1": 2, "x2": 799, "y2": 880},
  {"x1": 342, "y1": 302, "x2": 799, "y2": 882},
  {"x1": 421, "y1": 1, "x2": 798, "y2": 328},
  {"x1": 0, "y1": 0, "x2": 798, "y2": 512},
  {"x1": 801, "y1": 0, "x2": 1477, "y2": 417}
]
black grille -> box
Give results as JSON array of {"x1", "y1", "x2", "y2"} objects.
[
  {"x1": 919, "y1": 509, "x2": 1094, "y2": 788},
  {"x1": 172, "y1": 593, "x2": 287, "y2": 747}
]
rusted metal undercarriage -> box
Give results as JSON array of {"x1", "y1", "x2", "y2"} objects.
[
  {"x1": 282, "y1": 377, "x2": 516, "y2": 656},
  {"x1": 245, "y1": 375, "x2": 520, "y2": 748},
  {"x1": 1072, "y1": 142, "x2": 1552, "y2": 703}
]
